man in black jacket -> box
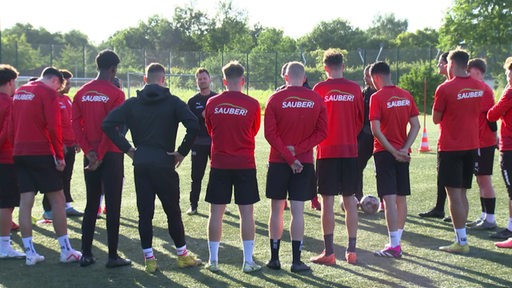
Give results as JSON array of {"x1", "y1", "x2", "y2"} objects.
[{"x1": 102, "y1": 63, "x2": 201, "y2": 273}]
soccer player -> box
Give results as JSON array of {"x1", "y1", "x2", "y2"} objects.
[
  {"x1": 356, "y1": 64, "x2": 378, "y2": 201},
  {"x1": 265, "y1": 61, "x2": 328, "y2": 272},
  {"x1": 419, "y1": 52, "x2": 451, "y2": 221},
  {"x1": 369, "y1": 62, "x2": 420, "y2": 258},
  {"x1": 186, "y1": 68, "x2": 217, "y2": 215},
  {"x1": 466, "y1": 58, "x2": 498, "y2": 230},
  {"x1": 102, "y1": 62, "x2": 201, "y2": 273},
  {"x1": 10, "y1": 67, "x2": 82, "y2": 265},
  {"x1": 0, "y1": 64, "x2": 25, "y2": 259},
  {"x1": 434, "y1": 49, "x2": 485, "y2": 254},
  {"x1": 204, "y1": 61, "x2": 261, "y2": 273},
  {"x1": 488, "y1": 56, "x2": 512, "y2": 247},
  {"x1": 310, "y1": 49, "x2": 364, "y2": 265},
  {"x1": 73, "y1": 49, "x2": 130, "y2": 268},
  {"x1": 41, "y1": 69, "x2": 82, "y2": 220}
]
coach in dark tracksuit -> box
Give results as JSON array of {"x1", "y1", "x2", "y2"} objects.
[{"x1": 102, "y1": 63, "x2": 200, "y2": 268}]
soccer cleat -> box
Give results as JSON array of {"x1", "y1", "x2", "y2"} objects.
[
  {"x1": 106, "y1": 257, "x2": 132, "y2": 268},
  {"x1": 42, "y1": 211, "x2": 53, "y2": 220},
  {"x1": 0, "y1": 247, "x2": 26, "y2": 259},
  {"x1": 206, "y1": 262, "x2": 220, "y2": 272},
  {"x1": 60, "y1": 249, "x2": 82, "y2": 263},
  {"x1": 97, "y1": 207, "x2": 102, "y2": 218},
  {"x1": 80, "y1": 255, "x2": 96, "y2": 267},
  {"x1": 290, "y1": 261, "x2": 311, "y2": 273},
  {"x1": 439, "y1": 242, "x2": 469, "y2": 254},
  {"x1": 466, "y1": 218, "x2": 484, "y2": 228},
  {"x1": 242, "y1": 261, "x2": 262, "y2": 273},
  {"x1": 177, "y1": 254, "x2": 202, "y2": 268},
  {"x1": 490, "y1": 229, "x2": 512, "y2": 240},
  {"x1": 374, "y1": 245, "x2": 402, "y2": 258},
  {"x1": 469, "y1": 220, "x2": 497, "y2": 230},
  {"x1": 144, "y1": 257, "x2": 158, "y2": 273},
  {"x1": 345, "y1": 251, "x2": 357, "y2": 264},
  {"x1": 186, "y1": 207, "x2": 198, "y2": 215},
  {"x1": 26, "y1": 253, "x2": 45, "y2": 266},
  {"x1": 310, "y1": 250, "x2": 336, "y2": 265},
  {"x1": 495, "y1": 238, "x2": 512, "y2": 248},
  {"x1": 11, "y1": 221, "x2": 19, "y2": 231},
  {"x1": 102, "y1": 207, "x2": 107, "y2": 215},
  {"x1": 311, "y1": 197, "x2": 321, "y2": 211},
  {"x1": 418, "y1": 208, "x2": 444, "y2": 218},
  {"x1": 378, "y1": 201, "x2": 385, "y2": 213},
  {"x1": 266, "y1": 259, "x2": 281, "y2": 270},
  {"x1": 443, "y1": 216, "x2": 452, "y2": 222},
  {"x1": 66, "y1": 207, "x2": 83, "y2": 217}
]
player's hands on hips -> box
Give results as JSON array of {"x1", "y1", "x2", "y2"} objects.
[
  {"x1": 168, "y1": 151, "x2": 184, "y2": 168},
  {"x1": 290, "y1": 160, "x2": 303, "y2": 174}
]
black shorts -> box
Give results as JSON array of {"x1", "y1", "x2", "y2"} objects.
[
  {"x1": 14, "y1": 155, "x2": 63, "y2": 194},
  {"x1": 0, "y1": 164, "x2": 20, "y2": 208},
  {"x1": 265, "y1": 163, "x2": 316, "y2": 201},
  {"x1": 374, "y1": 151, "x2": 411, "y2": 197},
  {"x1": 500, "y1": 151, "x2": 512, "y2": 199},
  {"x1": 438, "y1": 149, "x2": 477, "y2": 189},
  {"x1": 474, "y1": 146, "x2": 496, "y2": 176},
  {"x1": 316, "y1": 158, "x2": 358, "y2": 196},
  {"x1": 205, "y1": 168, "x2": 260, "y2": 205}
]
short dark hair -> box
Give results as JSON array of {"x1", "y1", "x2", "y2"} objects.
[
  {"x1": 467, "y1": 58, "x2": 487, "y2": 74},
  {"x1": 440, "y1": 52, "x2": 449, "y2": 63},
  {"x1": 41, "y1": 67, "x2": 64, "y2": 84},
  {"x1": 370, "y1": 61, "x2": 391, "y2": 76},
  {"x1": 323, "y1": 49, "x2": 343, "y2": 67},
  {"x1": 96, "y1": 49, "x2": 120, "y2": 70},
  {"x1": 280, "y1": 62, "x2": 289, "y2": 78},
  {"x1": 59, "y1": 69, "x2": 73, "y2": 79},
  {"x1": 448, "y1": 49, "x2": 469, "y2": 69},
  {"x1": 0, "y1": 64, "x2": 19, "y2": 86},
  {"x1": 195, "y1": 68, "x2": 210, "y2": 78},
  {"x1": 222, "y1": 61, "x2": 244, "y2": 80},
  {"x1": 145, "y1": 63, "x2": 165, "y2": 83}
]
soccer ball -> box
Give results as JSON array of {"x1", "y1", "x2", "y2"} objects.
[{"x1": 360, "y1": 195, "x2": 380, "y2": 215}]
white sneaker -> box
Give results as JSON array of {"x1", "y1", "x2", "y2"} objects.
[
  {"x1": 26, "y1": 253, "x2": 45, "y2": 266},
  {"x1": 60, "y1": 249, "x2": 82, "y2": 263},
  {"x1": 0, "y1": 247, "x2": 26, "y2": 259}
]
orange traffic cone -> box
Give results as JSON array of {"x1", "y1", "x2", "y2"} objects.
[{"x1": 418, "y1": 127, "x2": 431, "y2": 152}]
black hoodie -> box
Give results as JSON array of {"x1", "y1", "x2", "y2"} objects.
[{"x1": 102, "y1": 84, "x2": 198, "y2": 168}]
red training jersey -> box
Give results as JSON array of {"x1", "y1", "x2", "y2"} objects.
[
  {"x1": 433, "y1": 76, "x2": 484, "y2": 151},
  {"x1": 264, "y1": 86, "x2": 328, "y2": 165},
  {"x1": 478, "y1": 83, "x2": 496, "y2": 148},
  {"x1": 488, "y1": 86, "x2": 512, "y2": 151},
  {"x1": 9, "y1": 81, "x2": 63, "y2": 159},
  {"x1": 313, "y1": 78, "x2": 364, "y2": 158},
  {"x1": 0, "y1": 92, "x2": 14, "y2": 163},
  {"x1": 205, "y1": 91, "x2": 261, "y2": 169},
  {"x1": 72, "y1": 80, "x2": 125, "y2": 160},
  {"x1": 60, "y1": 94, "x2": 76, "y2": 147},
  {"x1": 369, "y1": 86, "x2": 419, "y2": 153}
]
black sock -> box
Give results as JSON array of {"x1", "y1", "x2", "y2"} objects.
[
  {"x1": 270, "y1": 239, "x2": 280, "y2": 261},
  {"x1": 347, "y1": 237, "x2": 357, "y2": 253},
  {"x1": 435, "y1": 182, "x2": 446, "y2": 211},
  {"x1": 292, "y1": 240, "x2": 302, "y2": 264},
  {"x1": 483, "y1": 197, "x2": 496, "y2": 215},
  {"x1": 324, "y1": 234, "x2": 334, "y2": 255},
  {"x1": 480, "y1": 197, "x2": 486, "y2": 214}
]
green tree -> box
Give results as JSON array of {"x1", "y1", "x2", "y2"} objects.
[
  {"x1": 395, "y1": 28, "x2": 439, "y2": 48},
  {"x1": 297, "y1": 19, "x2": 366, "y2": 51},
  {"x1": 367, "y1": 13, "x2": 408, "y2": 43}
]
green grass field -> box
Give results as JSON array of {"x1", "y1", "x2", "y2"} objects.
[{"x1": 1, "y1": 113, "x2": 511, "y2": 288}]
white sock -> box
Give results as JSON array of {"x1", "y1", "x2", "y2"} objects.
[
  {"x1": 99, "y1": 194, "x2": 104, "y2": 208},
  {"x1": 397, "y1": 229, "x2": 404, "y2": 243},
  {"x1": 455, "y1": 228, "x2": 467, "y2": 245},
  {"x1": 58, "y1": 235, "x2": 72, "y2": 253},
  {"x1": 0, "y1": 236, "x2": 10, "y2": 251},
  {"x1": 508, "y1": 218, "x2": 512, "y2": 231},
  {"x1": 176, "y1": 245, "x2": 188, "y2": 256},
  {"x1": 208, "y1": 241, "x2": 219, "y2": 263},
  {"x1": 143, "y1": 248, "x2": 154, "y2": 259},
  {"x1": 389, "y1": 231, "x2": 400, "y2": 247},
  {"x1": 485, "y1": 214, "x2": 495, "y2": 223},
  {"x1": 480, "y1": 212, "x2": 487, "y2": 220},
  {"x1": 22, "y1": 237, "x2": 36, "y2": 255},
  {"x1": 65, "y1": 202, "x2": 72, "y2": 209},
  {"x1": 242, "y1": 240, "x2": 254, "y2": 263}
]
